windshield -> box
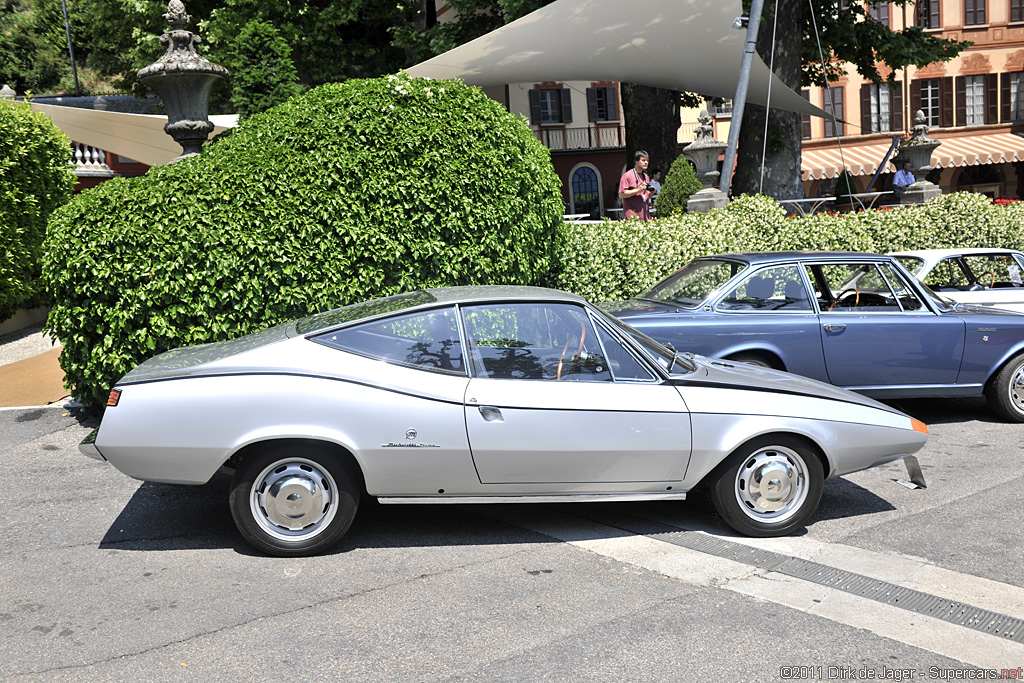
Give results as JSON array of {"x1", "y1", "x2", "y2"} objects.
[
  {"x1": 893, "y1": 255, "x2": 925, "y2": 278},
  {"x1": 645, "y1": 259, "x2": 748, "y2": 308},
  {"x1": 603, "y1": 311, "x2": 696, "y2": 374}
]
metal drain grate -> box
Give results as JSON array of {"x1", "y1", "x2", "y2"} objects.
[{"x1": 563, "y1": 506, "x2": 1024, "y2": 645}]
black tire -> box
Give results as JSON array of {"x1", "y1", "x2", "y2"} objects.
[
  {"x1": 708, "y1": 436, "x2": 824, "y2": 537},
  {"x1": 985, "y1": 353, "x2": 1024, "y2": 423},
  {"x1": 229, "y1": 445, "x2": 360, "y2": 557},
  {"x1": 728, "y1": 352, "x2": 777, "y2": 370}
]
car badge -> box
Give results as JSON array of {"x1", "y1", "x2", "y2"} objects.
[
  {"x1": 406, "y1": 428, "x2": 418, "y2": 440},
  {"x1": 983, "y1": 336, "x2": 989, "y2": 342}
]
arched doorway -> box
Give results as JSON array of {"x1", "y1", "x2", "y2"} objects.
[{"x1": 570, "y1": 164, "x2": 602, "y2": 218}]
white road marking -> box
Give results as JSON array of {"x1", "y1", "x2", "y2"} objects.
[{"x1": 489, "y1": 508, "x2": 1024, "y2": 669}]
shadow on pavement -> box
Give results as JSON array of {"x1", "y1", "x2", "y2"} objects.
[{"x1": 98, "y1": 472, "x2": 898, "y2": 555}]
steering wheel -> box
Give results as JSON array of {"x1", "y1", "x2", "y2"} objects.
[
  {"x1": 828, "y1": 288, "x2": 860, "y2": 311},
  {"x1": 556, "y1": 322, "x2": 586, "y2": 380},
  {"x1": 988, "y1": 272, "x2": 996, "y2": 288}
]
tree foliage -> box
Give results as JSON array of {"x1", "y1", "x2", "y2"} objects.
[
  {"x1": 224, "y1": 19, "x2": 302, "y2": 121},
  {"x1": 654, "y1": 155, "x2": 702, "y2": 216},
  {"x1": 0, "y1": 98, "x2": 74, "y2": 320},
  {"x1": 44, "y1": 74, "x2": 563, "y2": 410}
]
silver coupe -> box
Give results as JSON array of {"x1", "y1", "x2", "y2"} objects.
[{"x1": 80, "y1": 286, "x2": 929, "y2": 556}]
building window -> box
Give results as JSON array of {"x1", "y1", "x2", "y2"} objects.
[
  {"x1": 964, "y1": 75, "x2": 985, "y2": 125},
  {"x1": 823, "y1": 86, "x2": 845, "y2": 137},
  {"x1": 920, "y1": 78, "x2": 942, "y2": 126},
  {"x1": 871, "y1": 84, "x2": 891, "y2": 132},
  {"x1": 586, "y1": 87, "x2": 618, "y2": 122},
  {"x1": 529, "y1": 88, "x2": 573, "y2": 125},
  {"x1": 571, "y1": 166, "x2": 601, "y2": 219},
  {"x1": 1011, "y1": 73, "x2": 1024, "y2": 121},
  {"x1": 800, "y1": 90, "x2": 812, "y2": 140},
  {"x1": 964, "y1": 0, "x2": 985, "y2": 24},
  {"x1": 916, "y1": 0, "x2": 939, "y2": 27},
  {"x1": 868, "y1": 1, "x2": 889, "y2": 24},
  {"x1": 1013, "y1": 0, "x2": 1024, "y2": 22},
  {"x1": 708, "y1": 98, "x2": 734, "y2": 117}
]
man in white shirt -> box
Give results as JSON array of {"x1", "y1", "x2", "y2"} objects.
[{"x1": 893, "y1": 161, "x2": 915, "y2": 198}]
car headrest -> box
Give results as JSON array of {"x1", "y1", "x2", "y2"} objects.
[{"x1": 746, "y1": 276, "x2": 775, "y2": 300}]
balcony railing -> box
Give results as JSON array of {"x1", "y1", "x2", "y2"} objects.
[
  {"x1": 71, "y1": 142, "x2": 114, "y2": 177},
  {"x1": 535, "y1": 126, "x2": 625, "y2": 151}
]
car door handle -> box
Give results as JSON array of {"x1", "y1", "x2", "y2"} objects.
[
  {"x1": 823, "y1": 323, "x2": 846, "y2": 332},
  {"x1": 478, "y1": 406, "x2": 503, "y2": 422}
]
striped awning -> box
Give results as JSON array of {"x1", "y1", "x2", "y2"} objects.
[{"x1": 801, "y1": 132, "x2": 1024, "y2": 180}]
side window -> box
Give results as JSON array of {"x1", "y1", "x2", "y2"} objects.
[
  {"x1": 922, "y1": 257, "x2": 970, "y2": 290},
  {"x1": 964, "y1": 254, "x2": 1024, "y2": 288},
  {"x1": 811, "y1": 263, "x2": 901, "y2": 312},
  {"x1": 313, "y1": 308, "x2": 465, "y2": 375},
  {"x1": 594, "y1": 323, "x2": 656, "y2": 382},
  {"x1": 717, "y1": 265, "x2": 812, "y2": 311},
  {"x1": 462, "y1": 303, "x2": 612, "y2": 382},
  {"x1": 879, "y1": 264, "x2": 925, "y2": 311}
]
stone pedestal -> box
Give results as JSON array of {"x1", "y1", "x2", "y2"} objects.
[
  {"x1": 683, "y1": 110, "x2": 729, "y2": 213},
  {"x1": 137, "y1": 0, "x2": 227, "y2": 162},
  {"x1": 898, "y1": 110, "x2": 942, "y2": 205}
]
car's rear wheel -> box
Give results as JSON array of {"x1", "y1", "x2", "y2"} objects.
[
  {"x1": 708, "y1": 436, "x2": 824, "y2": 537},
  {"x1": 229, "y1": 446, "x2": 359, "y2": 557},
  {"x1": 986, "y1": 353, "x2": 1024, "y2": 423}
]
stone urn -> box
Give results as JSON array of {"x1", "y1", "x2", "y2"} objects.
[
  {"x1": 897, "y1": 110, "x2": 942, "y2": 204},
  {"x1": 137, "y1": 0, "x2": 228, "y2": 162},
  {"x1": 682, "y1": 110, "x2": 729, "y2": 213}
]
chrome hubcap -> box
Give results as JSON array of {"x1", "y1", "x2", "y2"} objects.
[
  {"x1": 734, "y1": 445, "x2": 808, "y2": 524},
  {"x1": 1010, "y1": 364, "x2": 1024, "y2": 411},
  {"x1": 251, "y1": 458, "x2": 337, "y2": 541}
]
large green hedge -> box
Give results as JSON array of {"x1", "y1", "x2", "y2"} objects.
[
  {"x1": 1, "y1": 99, "x2": 74, "y2": 321},
  {"x1": 551, "y1": 192, "x2": 1024, "y2": 302},
  {"x1": 45, "y1": 73, "x2": 563, "y2": 410}
]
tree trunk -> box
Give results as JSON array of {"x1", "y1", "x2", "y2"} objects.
[
  {"x1": 731, "y1": 0, "x2": 805, "y2": 200},
  {"x1": 621, "y1": 83, "x2": 681, "y2": 179}
]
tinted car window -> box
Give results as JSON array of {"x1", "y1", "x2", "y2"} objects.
[
  {"x1": 462, "y1": 303, "x2": 612, "y2": 382},
  {"x1": 313, "y1": 307, "x2": 465, "y2": 375},
  {"x1": 296, "y1": 291, "x2": 437, "y2": 334},
  {"x1": 717, "y1": 265, "x2": 811, "y2": 311}
]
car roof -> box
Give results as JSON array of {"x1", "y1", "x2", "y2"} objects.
[
  {"x1": 890, "y1": 248, "x2": 1022, "y2": 258},
  {"x1": 423, "y1": 285, "x2": 586, "y2": 305},
  {"x1": 699, "y1": 251, "x2": 892, "y2": 263}
]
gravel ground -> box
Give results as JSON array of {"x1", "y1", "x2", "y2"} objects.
[{"x1": 0, "y1": 322, "x2": 60, "y2": 367}]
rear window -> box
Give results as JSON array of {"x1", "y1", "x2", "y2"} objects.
[{"x1": 295, "y1": 291, "x2": 437, "y2": 334}]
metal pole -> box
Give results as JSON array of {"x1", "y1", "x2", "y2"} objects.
[
  {"x1": 718, "y1": 0, "x2": 765, "y2": 194},
  {"x1": 61, "y1": 0, "x2": 80, "y2": 96}
]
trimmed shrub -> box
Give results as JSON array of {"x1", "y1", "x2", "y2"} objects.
[
  {"x1": 45, "y1": 73, "x2": 563, "y2": 410},
  {"x1": 225, "y1": 20, "x2": 304, "y2": 121},
  {"x1": 551, "y1": 192, "x2": 1024, "y2": 302},
  {"x1": 0, "y1": 99, "x2": 74, "y2": 322},
  {"x1": 653, "y1": 154, "x2": 701, "y2": 216}
]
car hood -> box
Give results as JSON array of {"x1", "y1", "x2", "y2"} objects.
[
  {"x1": 678, "y1": 354, "x2": 899, "y2": 414},
  {"x1": 601, "y1": 299, "x2": 694, "y2": 318},
  {"x1": 119, "y1": 321, "x2": 294, "y2": 384}
]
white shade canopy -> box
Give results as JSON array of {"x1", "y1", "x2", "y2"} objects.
[
  {"x1": 29, "y1": 102, "x2": 238, "y2": 167},
  {"x1": 407, "y1": 0, "x2": 827, "y2": 118}
]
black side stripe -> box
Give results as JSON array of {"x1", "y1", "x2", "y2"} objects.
[
  {"x1": 668, "y1": 379, "x2": 906, "y2": 416},
  {"x1": 115, "y1": 371, "x2": 465, "y2": 407}
]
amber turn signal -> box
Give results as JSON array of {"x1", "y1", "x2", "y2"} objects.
[
  {"x1": 911, "y1": 418, "x2": 928, "y2": 434},
  {"x1": 107, "y1": 389, "x2": 122, "y2": 407}
]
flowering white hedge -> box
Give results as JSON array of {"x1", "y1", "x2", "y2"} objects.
[{"x1": 549, "y1": 193, "x2": 1024, "y2": 302}]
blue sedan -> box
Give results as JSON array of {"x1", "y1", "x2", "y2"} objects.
[{"x1": 608, "y1": 251, "x2": 1024, "y2": 422}]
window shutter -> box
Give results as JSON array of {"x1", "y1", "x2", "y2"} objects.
[
  {"x1": 955, "y1": 76, "x2": 966, "y2": 126},
  {"x1": 1013, "y1": 0, "x2": 1023, "y2": 22},
  {"x1": 861, "y1": 83, "x2": 873, "y2": 133},
  {"x1": 978, "y1": 0, "x2": 986, "y2": 23},
  {"x1": 929, "y1": 0, "x2": 940, "y2": 27},
  {"x1": 560, "y1": 88, "x2": 573, "y2": 124},
  {"x1": 910, "y1": 79, "x2": 922, "y2": 117},
  {"x1": 986, "y1": 73, "x2": 999, "y2": 124},
  {"x1": 833, "y1": 87, "x2": 845, "y2": 135},
  {"x1": 964, "y1": 0, "x2": 974, "y2": 24},
  {"x1": 606, "y1": 86, "x2": 618, "y2": 121},
  {"x1": 892, "y1": 82, "x2": 904, "y2": 130},
  {"x1": 941, "y1": 77, "x2": 954, "y2": 128},
  {"x1": 587, "y1": 88, "x2": 599, "y2": 122},
  {"x1": 1002, "y1": 72, "x2": 1012, "y2": 122},
  {"x1": 529, "y1": 90, "x2": 542, "y2": 125}
]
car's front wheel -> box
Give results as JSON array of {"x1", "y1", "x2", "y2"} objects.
[
  {"x1": 986, "y1": 353, "x2": 1024, "y2": 423},
  {"x1": 229, "y1": 446, "x2": 359, "y2": 557},
  {"x1": 708, "y1": 436, "x2": 824, "y2": 537}
]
